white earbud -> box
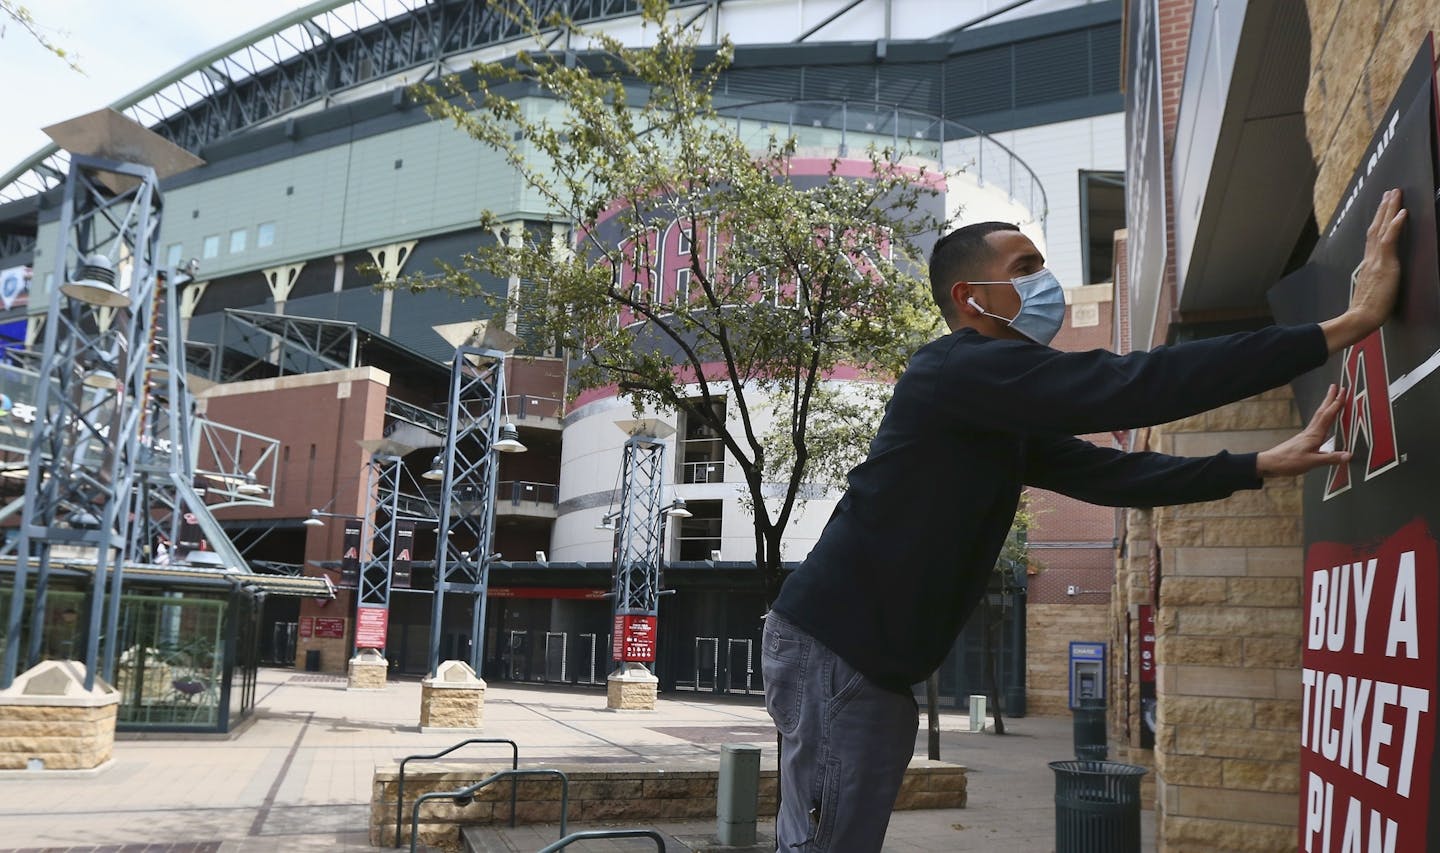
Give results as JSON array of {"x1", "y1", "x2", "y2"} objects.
[{"x1": 967, "y1": 296, "x2": 983, "y2": 313}]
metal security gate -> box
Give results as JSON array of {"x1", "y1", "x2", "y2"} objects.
[
  {"x1": 507, "y1": 630, "x2": 529, "y2": 681},
  {"x1": 574, "y1": 633, "x2": 602, "y2": 685},
  {"x1": 726, "y1": 638, "x2": 755, "y2": 694},
  {"x1": 544, "y1": 632, "x2": 567, "y2": 683},
  {"x1": 694, "y1": 637, "x2": 719, "y2": 692}
]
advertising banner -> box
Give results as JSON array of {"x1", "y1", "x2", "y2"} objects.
[
  {"x1": 1270, "y1": 36, "x2": 1440, "y2": 853},
  {"x1": 299, "y1": 617, "x2": 313, "y2": 639},
  {"x1": 355, "y1": 605, "x2": 389, "y2": 649},
  {"x1": 392, "y1": 520, "x2": 414, "y2": 589},
  {"x1": 340, "y1": 520, "x2": 362, "y2": 587}
]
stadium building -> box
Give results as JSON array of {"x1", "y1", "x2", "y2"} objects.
[{"x1": 0, "y1": 0, "x2": 1126, "y2": 714}]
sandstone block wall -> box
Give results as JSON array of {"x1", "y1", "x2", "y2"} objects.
[
  {"x1": 419, "y1": 684, "x2": 484, "y2": 729},
  {"x1": 1025, "y1": 603, "x2": 1110, "y2": 717},
  {"x1": 369, "y1": 759, "x2": 967, "y2": 848},
  {"x1": 1304, "y1": 0, "x2": 1440, "y2": 221},
  {"x1": 1148, "y1": 389, "x2": 1305, "y2": 853},
  {"x1": 1111, "y1": 507, "x2": 1156, "y2": 809},
  {"x1": 0, "y1": 702, "x2": 118, "y2": 770},
  {"x1": 606, "y1": 677, "x2": 657, "y2": 711}
]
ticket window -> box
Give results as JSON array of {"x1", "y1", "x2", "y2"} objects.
[{"x1": 1069, "y1": 641, "x2": 1107, "y2": 708}]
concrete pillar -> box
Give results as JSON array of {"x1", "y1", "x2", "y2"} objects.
[
  {"x1": 347, "y1": 648, "x2": 388, "y2": 691},
  {"x1": 0, "y1": 660, "x2": 119, "y2": 772},
  {"x1": 177, "y1": 280, "x2": 208, "y2": 342},
  {"x1": 365, "y1": 241, "x2": 416, "y2": 337},
  {"x1": 418, "y1": 659, "x2": 485, "y2": 731},
  {"x1": 717, "y1": 743, "x2": 761, "y2": 845},
  {"x1": 606, "y1": 662, "x2": 658, "y2": 711}
]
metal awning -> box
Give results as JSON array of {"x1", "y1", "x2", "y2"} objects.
[{"x1": 0, "y1": 557, "x2": 334, "y2": 598}]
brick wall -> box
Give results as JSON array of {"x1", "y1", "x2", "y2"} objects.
[{"x1": 1148, "y1": 389, "x2": 1305, "y2": 853}]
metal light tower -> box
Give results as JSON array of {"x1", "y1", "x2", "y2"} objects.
[
  {"x1": 427, "y1": 345, "x2": 524, "y2": 676},
  {"x1": 606, "y1": 420, "x2": 686, "y2": 710},
  {"x1": 352, "y1": 450, "x2": 432, "y2": 659},
  {"x1": 0, "y1": 153, "x2": 162, "y2": 691}
]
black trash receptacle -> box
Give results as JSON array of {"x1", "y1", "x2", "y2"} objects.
[
  {"x1": 1050, "y1": 760, "x2": 1147, "y2": 853},
  {"x1": 304, "y1": 649, "x2": 321, "y2": 672},
  {"x1": 1072, "y1": 697, "x2": 1107, "y2": 760}
]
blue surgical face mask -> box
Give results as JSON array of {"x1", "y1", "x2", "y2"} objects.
[{"x1": 965, "y1": 268, "x2": 1067, "y2": 345}]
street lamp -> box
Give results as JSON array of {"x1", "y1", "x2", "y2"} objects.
[{"x1": 60, "y1": 253, "x2": 130, "y2": 308}]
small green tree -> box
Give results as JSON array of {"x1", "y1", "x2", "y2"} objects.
[{"x1": 405, "y1": 0, "x2": 947, "y2": 599}]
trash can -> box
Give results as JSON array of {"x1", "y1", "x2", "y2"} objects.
[
  {"x1": 304, "y1": 649, "x2": 321, "y2": 672},
  {"x1": 1072, "y1": 697, "x2": 1107, "y2": 760},
  {"x1": 1050, "y1": 760, "x2": 1147, "y2": 853}
]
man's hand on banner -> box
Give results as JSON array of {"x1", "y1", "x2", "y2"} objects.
[
  {"x1": 1321, "y1": 188, "x2": 1408, "y2": 354},
  {"x1": 1257, "y1": 383, "x2": 1352, "y2": 477}
]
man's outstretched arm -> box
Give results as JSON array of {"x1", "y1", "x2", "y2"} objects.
[
  {"x1": 1022, "y1": 385, "x2": 1351, "y2": 508},
  {"x1": 932, "y1": 191, "x2": 1408, "y2": 437}
]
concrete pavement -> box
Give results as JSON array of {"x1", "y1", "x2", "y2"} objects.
[{"x1": 0, "y1": 667, "x2": 1154, "y2": 851}]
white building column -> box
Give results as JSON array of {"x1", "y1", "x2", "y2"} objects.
[{"x1": 365, "y1": 241, "x2": 416, "y2": 337}]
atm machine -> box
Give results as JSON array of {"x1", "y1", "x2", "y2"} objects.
[{"x1": 1068, "y1": 641, "x2": 1106, "y2": 708}]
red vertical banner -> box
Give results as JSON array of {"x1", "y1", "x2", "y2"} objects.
[
  {"x1": 1138, "y1": 605, "x2": 1156, "y2": 749},
  {"x1": 354, "y1": 605, "x2": 389, "y2": 649},
  {"x1": 299, "y1": 616, "x2": 313, "y2": 639},
  {"x1": 340, "y1": 521, "x2": 362, "y2": 586},
  {"x1": 392, "y1": 520, "x2": 414, "y2": 589}
]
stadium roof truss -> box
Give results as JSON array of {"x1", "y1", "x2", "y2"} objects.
[{"x1": 0, "y1": 0, "x2": 718, "y2": 204}]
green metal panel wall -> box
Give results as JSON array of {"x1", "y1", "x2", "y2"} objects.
[{"x1": 139, "y1": 112, "x2": 543, "y2": 283}]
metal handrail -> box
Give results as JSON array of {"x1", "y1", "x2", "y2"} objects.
[
  {"x1": 537, "y1": 829, "x2": 667, "y2": 852},
  {"x1": 714, "y1": 98, "x2": 1050, "y2": 230},
  {"x1": 497, "y1": 480, "x2": 559, "y2": 506},
  {"x1": 395, "y1": 738, "x2": 520, "y2": 847},
  {"x1": 503, "y1": 393, "x2": 563, "y2": 420},
  {"x1": 408, "y1": 768, "x2": 569, "y2": 853}
]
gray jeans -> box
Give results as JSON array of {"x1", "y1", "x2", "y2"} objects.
[{"x1": 762, "y1": 613, "x2": 918, "y2": 852}]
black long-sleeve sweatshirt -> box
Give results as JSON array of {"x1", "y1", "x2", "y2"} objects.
[{"x1": 770, "y1": 323, "x2": 1329, "y2": 692}]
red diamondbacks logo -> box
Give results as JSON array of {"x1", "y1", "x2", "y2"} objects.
[{"x1": 1323, "y1": 329, "x2": 1400, "y2": 501}]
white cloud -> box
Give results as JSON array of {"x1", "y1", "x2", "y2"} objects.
[{"x1": 0, "y1": 0, "x2": 312, "y2": 180}]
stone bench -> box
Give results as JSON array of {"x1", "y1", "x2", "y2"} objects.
[{"x1": 371, "y1": 757, "x2": 966, "y2": 848}]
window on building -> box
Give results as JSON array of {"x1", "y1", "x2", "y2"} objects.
[
  {"x1": 257, "y1": 222, "x2": 276, "y2": 248},
  {"x1": 675, "y1": 499, "x2": 722, "y2": 561},
  {"x1": 202, "y1": 235, "x2": 220, "y2": 259},
  {"x1": 678, "y1": 398, "x2": 726, "y2": 484},
  {"x1": 1078, "y1": 170, "x2": 1125, "y2": 284},
  {"x1": 166, "y1": 243, "x2": 183, "y2": 270},
  {"x1": 229, "y1": 229, "x2": 247, "y2": 254}
]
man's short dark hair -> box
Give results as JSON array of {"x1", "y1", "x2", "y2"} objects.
[{"x1": 928, "y1": 221, "x2": 1020, "y2": 320}]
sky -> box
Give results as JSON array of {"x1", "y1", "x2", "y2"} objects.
[{"x1": 0, "y1": 0, "x2": 310, "y2": 175}]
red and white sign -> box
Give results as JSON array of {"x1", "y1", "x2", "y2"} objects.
[
  {"x1": 612, "y1": 614, "x2": 657, "y2": 662},
  {"x1": 298, "y1": 616, "x2": 314, "y2": 639},
  {"x1": 355, "y1": 606, "x2": 389, "y2": 649},
  {"x1": 1300, "y1": 518, "x2": 1438, "y2": 853},
  {"x1": 313, "y1": 617, "x2": 346, "y2": 639}
]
